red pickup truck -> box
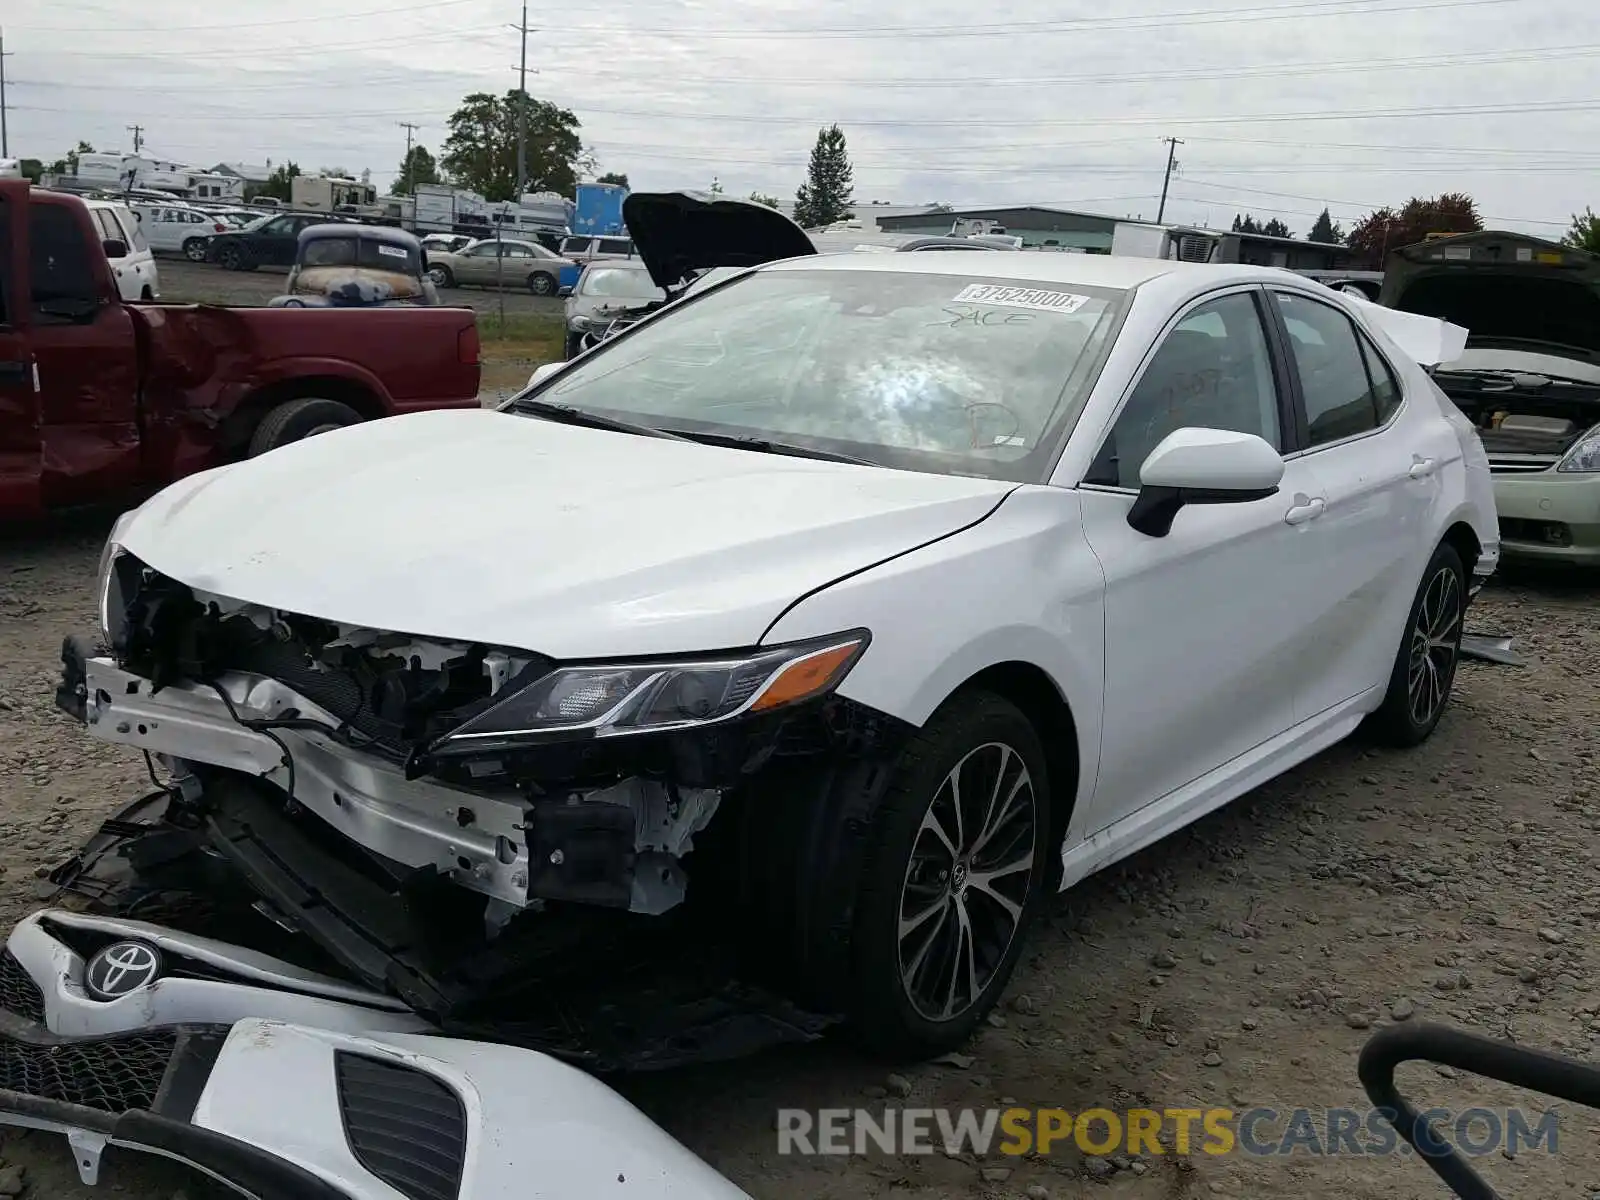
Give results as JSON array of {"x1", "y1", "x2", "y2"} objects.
[{"x1": 0, "y1": 180, "x2": 482, "y2": 519}]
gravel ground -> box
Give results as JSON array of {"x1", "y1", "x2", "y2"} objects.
[
  {"x1": 152, "y1": 256, "x2": 565, "y2": 316},
  {"x1": 0, "y1": 520, "x2": 1596, "y2": 1200}
]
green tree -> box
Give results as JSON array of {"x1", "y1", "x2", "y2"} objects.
[
  {"x1": 748, "y1": 192, "x2": 780, "y2": 208},
  {"x1": 18, "y1": 158, "x2": 43, "y2": 183},
  {"x1": 441, "y1": 90, "x2": 587, "y2": 202},
  {"x1": 1261, "y1": 218, "x2": 1291, "y2": 238},
  {"x1": 1231, "y1": 213, "x2": 1261, "y2": 234},
  {"x1": 1307, "y1": 207, "x2": 1344, "y2": 243},
  {"x1": 708, "y1": 176, "x2": 724, "y2": 196},
  {"x1": 792, "y1": 124, "x2": 853, "y2": 228},
  {"x1": 393, "y1": 145, "x2": 440, "y2": 195},
  {"x1": 254, "y1": 161, "x2": 302, "y2": 202},
  {"x1": 1561, "y1": 207, "x2": 1600, "y2": 254},
  {"x1": 1347, "y1": 193, "x2": 1482, "y2": 266},
  {"x1": 596, "y1": 171, "x2": 629, "y2": 187}
]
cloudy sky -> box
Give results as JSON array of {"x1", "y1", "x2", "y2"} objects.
[{"x1": 7, "y1": 0, "x2": 1596, "y2": 236}]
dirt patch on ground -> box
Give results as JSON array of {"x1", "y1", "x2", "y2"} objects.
[{"x1": 1, "y1": 523, "x2": 1596, "y2": 1200}]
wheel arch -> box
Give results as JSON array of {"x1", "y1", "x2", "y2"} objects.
[
  {"x1": 221, "y1": 375, "x2": 385, "y2": 458},
  {"x1": 1439, "y1": 519, "x2": 1481, "y2": 576},
  {"x1": 941, "y1": 660, "x2": 1082, "y2": 881}
]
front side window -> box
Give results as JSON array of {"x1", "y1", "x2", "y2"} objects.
[
  {"x1": 560, "y1": 237, "x2": 590, "y2": 256},
  {"x1": 536, "y1": 268, "x2": 1126, "y2": 481},
  {"x1": 261, "y1": 217, "x2": 295, "y2": 237},
  {"x1": 1274, "y1": 292, "x2": 1384, "y2": 445},
  {"x1": 1085, "y1": 292, "x2": 1282, "y2": 489}
]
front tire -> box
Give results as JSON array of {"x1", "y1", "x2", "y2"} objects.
[
  {"x1": 527, "y1": 271, "x2": 556, "y2": 296},
  {"x1": 1367, "y1": 541, "x2": 1466, "y2": 746},
  {"x1": 846, "y1": 691, "x2": 1050, "y2": 1058},
  {"x1": 428, "y1": 264, "x2": 454, "y2": 287},
  {"x1": 183, "y1": 238, "x2": 209, "y2": 262}
]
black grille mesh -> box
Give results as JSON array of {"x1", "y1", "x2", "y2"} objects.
[
  {"x1": 0, "y1": 950, "x2": 46, "y2": 1024},
  {"x1": 0, "y1": 1030, "x2": 177, "y2": 1113},
  {"x1": 336, "y1": 1052, "x2": 466, "y2": 1200}
]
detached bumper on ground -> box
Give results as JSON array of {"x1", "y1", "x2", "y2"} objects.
[{"x1": 0, "y1": 911, "x2": 750, "y2": 1199}]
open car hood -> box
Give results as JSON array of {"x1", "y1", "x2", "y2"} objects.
[
  {"x1": 622, "y1": 191, "x2": 816, "y2": 289},
  {"x1": 1378, "y1": 231, "x2": 1600, "y2": 366}
]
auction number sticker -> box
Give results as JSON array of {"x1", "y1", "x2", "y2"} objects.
[
  {"x1": 950, "y1": 284, "x2": 1090, "y2": 313},
  {"x1": 376, "y1": 245, "x2": 408, "y2": 259}
]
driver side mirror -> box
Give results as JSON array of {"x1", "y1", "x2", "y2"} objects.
[
  {"x1": 102, "y1": 239, "x2": 128, "y2": 260},
  {"x1": 1127, "y1": 427, "x2": 1283, "y2": 537},
  {"x1": 527, "y1": 361, "x2": 565, "y2": 389}
]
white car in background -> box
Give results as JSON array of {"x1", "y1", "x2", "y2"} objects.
[
  {"x1": 130, "y1": 200, "x2": 233, "y2": 260},
  {"x1": 82, "y1": 197, "x2": 160, "y2": 300},
  {"x1": 58, "y1": 195, "x2": 1498, "y2": 1063}
]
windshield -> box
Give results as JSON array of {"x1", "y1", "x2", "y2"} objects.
[
  {"x1": 534, "y1": 268, "x2": 1127, "y2": 481},
  {"x1": 240, "y1": 215, "x2": 274, "y2": 232},
  {"x1": 580, "y1": 267, "x2": 666, "y2": 301}
]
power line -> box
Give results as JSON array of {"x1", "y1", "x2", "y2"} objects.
[
  {"x1": 15, "y1": 41, "x2": 1599, "y2": 95},
  {"x1": 23, "y1": 26, "x2": 502, "y2": 61},
  {"x1": 18, "y1": 94, "x2": 1598, "y2": 128},
  {"x1": 13, "y1": 0, "x2": 486, "y2": 34},
  {"x1": 525, "y1": 0, "x2": 1521, "y2": 39}
]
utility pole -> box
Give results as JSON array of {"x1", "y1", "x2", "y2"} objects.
[
  {"x1": 397, "y1": 121, "x2": 419, "y2": 158},
  {"x1": 1156, "y1": 137, "x2": 1183, "y2": 224},
  {"x1": 509, "y1": 1, "x2": 531, "y2": 202},
  {"x1": 126, "y1": 124, "x2": 144, "y2": 154},
  {"x1": 0, "y1": 30, "x2": 13, "y2": 158}
]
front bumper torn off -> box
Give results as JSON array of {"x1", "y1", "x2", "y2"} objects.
[{"x1": 70, "y1": 655, "x2": 534, "y2": 908}]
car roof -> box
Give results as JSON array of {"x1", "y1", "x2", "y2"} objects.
[{"x1": 760, "y1": 250, "x2": 1280, "y2": 291}]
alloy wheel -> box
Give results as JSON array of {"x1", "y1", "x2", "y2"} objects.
[
  {"x1": 897, "y1": 741, "x2": 1037, "y2": 1022},
  {"x1": 1407, "y1": 565, "x2": 1461, "y2": 727}
]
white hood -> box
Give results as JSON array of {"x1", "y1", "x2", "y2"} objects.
[{"x1": 120, "y1": 408, "x2": 1014, "y2": 658}]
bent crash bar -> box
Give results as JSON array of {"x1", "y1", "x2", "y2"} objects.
[{"x1": 64, "y1": 654, "x2": 533, "y2": 907}]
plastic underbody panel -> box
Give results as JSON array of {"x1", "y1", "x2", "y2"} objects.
[{"x1": 46, "y1": 783, "x2": 836, "y2": 1072}]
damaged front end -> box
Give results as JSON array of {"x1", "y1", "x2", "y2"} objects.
[{"x1": 51, "y1": 544, "x2": 898, "y2": 1066}]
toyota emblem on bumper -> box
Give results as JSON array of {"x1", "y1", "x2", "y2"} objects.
[{"x1": 84, "y1": 940, "x2": 163, "y2": 1000}]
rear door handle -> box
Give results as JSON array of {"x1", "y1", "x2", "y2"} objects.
[
  {"x1": 1284, "y1": 495, "x2": 1326, "y2": 525},
  {"x1": 1409, "y1": 456, "x2": 1439, "y2": 479}
]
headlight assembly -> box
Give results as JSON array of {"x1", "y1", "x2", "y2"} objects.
[
  {"x1": 430, "y1": 631, "x2": 869, "y2": 754},
  {"x1": 96, "y1": 508, "x2": 139, "y2": 646},
  {"x1": 1556, "y1": 423, "x2": 1600, "y2": 473}
]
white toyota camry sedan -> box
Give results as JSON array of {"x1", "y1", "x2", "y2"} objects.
[{"x1": 67, "y1": 246, "x2": 1499, "y2": 1062}]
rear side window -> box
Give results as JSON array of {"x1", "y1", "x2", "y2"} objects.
[
  {"x1": 1273, "y1": 293, "x2": 1385, "y2": 446},
  {"x1": 1357, "y1": 334, "x2": 1403, "y2": 424},
  {"x1": 117, "y1": 210, "x2": 149, "y2": 253},
  {"x1": 29, "y1": 205, "x2": 98, "y2": 314},
  {"x1": 598, "y1": 238, "x2": 632, "y2": 255}
]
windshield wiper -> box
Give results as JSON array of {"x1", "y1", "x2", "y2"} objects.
[
  {"x1": 661, "y1": 427, "x2": 880, "y2": 466},
  {"x1": 508, "y1": 397, "x2": 688, "y2": 440}
]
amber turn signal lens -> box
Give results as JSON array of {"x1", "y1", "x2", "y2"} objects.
[{"x1": 750, "y1": 640, "x2": 864, "y2": 712}]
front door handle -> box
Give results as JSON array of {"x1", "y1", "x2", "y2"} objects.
[
  {"x1": 1409, "y1": 456, "x2": 1438, "y2": 479},
  {"x1": 1284, "y1": 495, "x2": 1326, "y2": 525}
]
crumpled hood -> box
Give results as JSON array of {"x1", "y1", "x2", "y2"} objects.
[{"x1": 119, "y1": 408, "x2": 1014, "y2": 659}]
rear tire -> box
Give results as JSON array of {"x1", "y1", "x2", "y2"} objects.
[
  {"x1": 247, "y1": 398, "x2": 362, "y2": 457},
  {"x1": 1366, "y1": 541, "x2": 1466, "y2": 746},
  {"x1": 527, "y1": 271, "x2": 556, "y2": 296},
  {"x1": 216, "y1": 244, "x2": 244, "y2": 271},
  {"x1": 429, "y1": 265, "x2": 454, "y2": 287},
  {"x1": 844, "y1": 691, "x2": 1050, "y2": 1058}
]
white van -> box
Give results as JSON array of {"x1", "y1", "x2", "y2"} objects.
[{"x1": 83, "y1": 198, "x2": 160, "y2": 301}]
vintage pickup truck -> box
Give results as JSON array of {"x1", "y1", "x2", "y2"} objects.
[{"x1": 0, "y1": 181, "x2": 482, "y2": 519}]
